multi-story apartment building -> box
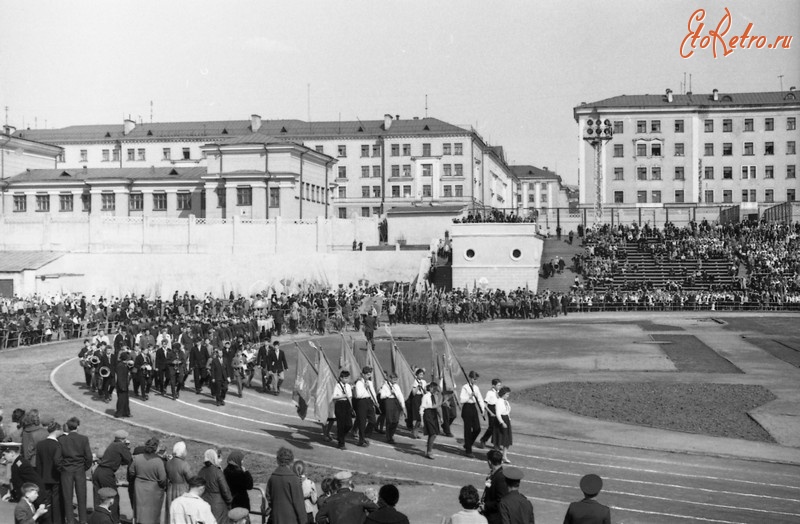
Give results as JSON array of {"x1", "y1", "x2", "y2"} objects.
[
  {"x1": 574, "y1": 89, "x2": 800, "y2": 214},
  {"x1": 11, "y1": 114, "x2": 518, "y2": 218},
  {"x1": 511, "y1": 165, "x2": 571, "y2": 211}
]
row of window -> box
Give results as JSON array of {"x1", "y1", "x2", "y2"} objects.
[
  {"x1": 613, "y1": 141, "x2": 797, "y2": 158},
  {"x1": 619, "y1": 117, "x2": 797, "y2": 134},
  {"x1": 614, "y1": 189, "x2": 796, "y2": 204},
  {"x1": 614, "y1": 164, "x2": 797, "y2": 181},
  {"x1": 335, "y1": 184, "x2": 467, "y2": 199},
  {"x1": 71, "y1": 148, "x2": 197, "y2": 163},
  {"x1": 336, "y1": 163, "x2": 467, "y2": 180},
  {"x1": 330, "y1": 142, "x2": 464, "y2": 159},
  {"x1": 338, "y1": 207, "x2": 382, "y2": 219}
]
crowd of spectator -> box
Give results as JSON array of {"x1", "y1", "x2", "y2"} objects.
[{"x1": 452, "y1": 209, "x2": 537, "y2": 224}]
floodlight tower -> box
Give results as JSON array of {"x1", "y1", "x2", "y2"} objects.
[{"x1": 583, "y1": 117, "x2": 613, "y2": 226}]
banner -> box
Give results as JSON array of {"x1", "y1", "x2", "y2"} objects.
[
  {"x1": 339, "y1": 334, "x2": 361, "y2": 380},
  {"x1": 292, "y1": 344, "x2": 318, "y2": 420},
  {"x1": 313, "y1": 343, "x2": 338, "y2": 423},
  {"x1": 364, "y1": 343, "x2": 387, "y2": 393}
]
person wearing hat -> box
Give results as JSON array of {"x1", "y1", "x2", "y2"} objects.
[
  {"x1": 165, "y1": 441, "x2": 193, "y2": 524},
  {"x1": 223, "y1": 450, "x2": 253, "y2": 511},
  {"x1": 229, "y1": 506, "x2": 250, "y2": 524},
  {"x1": 497, "y1": 466, "x2": 535, "y2": 524},
  {"x1": 563, "y1": 474, "x2": 611, "y2": 524},
  {"x1": 459, "y1": 371, "x2": 485, "y2": 458},
  {"x1": 169, "y1": 476, "x2": 217, "y2": 524},
  {"x1": 114, "y1": 352, "x2": 133, "y2": 418},
  {"x1": 353, "y1": 366, "x2": 379, "y2": 447},
  {"x1": 314, "y1": 470, "x2": 378, "y2": 524},
  {"x1": 266, "y1": 447, "x2": 305, "y2": 524},
  {"x1": 91, "y1": 430, "x2": 132, "y2": 522},
  {"x1": 209, "y1": 347, "x2": 231, "y2": 406},
  {"x1": 363, "y1": 484, "x2": 409, "y2": 524},
  {"x1": 3, "y1": 442, "x2": 45, "y2": 503},
  {"x1": 13, "y1": 482, "x2": 48, "y2": 524},
  {"x1": 35, "y1": 419, "x2": 63, "y2": 524},
  {"x1": 166, "y1": 342, "x2": 186, "y2": 400},
  {"x1": 378, "y1": 373, "x2": 406, "y2": 445},
  {"x1": 87, "y1": 488, "x2": 116, "y2": 524}
]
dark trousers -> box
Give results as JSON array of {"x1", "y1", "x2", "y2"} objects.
[
  {"x1": 383, "y1": 398, "x2": 402, "y2": 442},
  {"x1": 334, "y1": 400, "x2": 353, "y2": 447},
  {"x1": 192, "y1": 367, "x2": 206, "y2": 392},
  {"x1": 115, "y1": 390, "x2": 131, "y2": 417},
  {"x1": 212, "y1": 380, "x2": 228, "y2": 404},
  {"x1": 132, "y1": 373, "x2": 143, "y2": 396},
  {"x1": 42, "y1": 482, "x2": 62, "y2": 524},
  {"x1": 167, "y1": 367, "x2": 182, "y2": 397},
  {"x1": 61, "y1": 468, "x2": 88, "y2": 524},
  {"x1": 82, "y1": 368, "x2": 93, "y2": 387},
  {"x1": 354, "y1": 398, "x2": 376, "y2": 443},
  {"x1": 461, "y1": 403, "x2": 481, "y2": 453},
  {"x1": 156, "y1": 368, "x2": 167, "y2": 393},
  {"x1": 480, "y1": 407, "x2": 496, "y2": 444}
]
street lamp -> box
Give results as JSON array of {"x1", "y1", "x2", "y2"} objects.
[{"x1": 583, "y1": 117, "x2": 613, "y2": 226}]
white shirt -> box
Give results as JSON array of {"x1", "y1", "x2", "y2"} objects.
[
  {"x1": 379, "y1": 382, "x2": 404, "y2": 401},
  {"x1": 354, "y1": 378, "x2": 377, "y2": 401},
  {"x1": 484, "y1": 388, "x2": 499, "y2": 411},
  {"x1": 170, "y1": 492, "x2": 217, "y2": 524},
  {"x1": 411, "y1": 378, "x2": 428, "y2": 396},
  {"x1": 495, "y1": 398, "x2": 511, "y2": 418},
  {"x1": 459, "y1": 383, "x2": 485, "y2": 409},
  {"x1": 419, "y1": 391, "x2": 437, "y2": 418},
  {"x1": 331, "y1": 382, "x2": 352, "y2": 401}
]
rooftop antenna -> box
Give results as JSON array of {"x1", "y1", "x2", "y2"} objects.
[
  {"x1": 779, "y1": 75, "x2": 784, "y2": 92},
  {"x1": 307, "y1": 83, "x2": 311, "y2": 122},
  {"x1": 4, "y1": 106, "x2": 8, "y2": 126},
  {"x1": 150, "y1": 100, "x2": 153, "y2": 123},
  {"x1": 425, "y1": 94, "x2": 428, "y2": 118},
  {"x1": 689, "y1": 74, "x2": 692, "y2": 93},
  {"x1": 682, "y1": 72, "x2": 686, "y2": 94},
  {"x1": 338, "y1": 112, "x2": 341, "y2": 135}
]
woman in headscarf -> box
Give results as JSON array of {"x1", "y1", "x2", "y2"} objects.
[
  {"x1": 164, "y1": 441, "x2": 193, "y2": 523},
  {"x1": 223, "y1": 450, "x2": 253, "y2": 510},
  {"x1": 128, "y1": 437, "x2": 167, "y2": 524},
  {"x1": 197, "y1": 448, "x2": 232, "y2": 524}
]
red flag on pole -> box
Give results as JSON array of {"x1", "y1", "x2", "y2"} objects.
[
  {"x1": 385, "y1": 325, "x2": 416, "y2": 398},
  {"x1": 339, "y1": 334, "x2": 361, "y2": 380},
  {"x1": 364, "y1": 343, "x2": 386, "y2": 393},
  {"x1": 292, "y1": 343, "x2": 318, "y2": 420},
  {"x1": 311, "y1": 342, "x2": 338, "y2": 423}
]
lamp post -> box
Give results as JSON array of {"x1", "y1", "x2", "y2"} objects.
[{"x1": 583, "y1": 117, "x2": 613, "y2": 226}]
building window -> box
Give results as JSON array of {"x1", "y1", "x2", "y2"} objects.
[
  {"x1": 402, "y1": 165, "x2": 411, "y2": 177},
  {"x1": 674, "y1": 120, "x2": 684, "y2": 133},
  {"x1": 361, "y1": 207, "x2": 370, "y2": 217},
  {"x1": 674, "y1": 190, "x2": 685, "y2": 203},
  {"x1": 388, "y1": 144, "x2": 398, "y2": 157},
  {"x1": 722, "y1": 143, "x2": 732, "y2": 156},
  {"x1": 236, "y1": 187, "x2": 252, "y2": 206},
  {"x1": 674, "y1": 143, "x2": 684, "y2": 156},
  {"x1": 750, "y1": 189, "x2": 756, "y2": 202},
  {"x1": 704, "y1": 143, "x2": 714, "y2": 156},
  {"x1": 704, "y1": 120, "x2": 714, "y2": 132},
  {"x1": 443, "y1": 143, "x2": 451, "y2": 155},
  {"x1": 613, "y1": 144, "x2": 623, "y2": 157},
  {"x1": 651, "y1": 143, "x2": 661, "y2": 157},
  {"x1": 651, "y1": 190, "x2": 661, "y2": 203},
  {"x1": 787, "y1": 141, "x2": 796, "y2": 155},
  {"x1": 129, "y1": 193, "x2": 143, "y2": 211},
  {"x1": 337, "y1": 187, "x2": 346, "y2": 199},
  {"x1": 400, "y1": 185, "x2": 410, "y2": 197},
  {"x1": 789, "y1": 189, "x2": 796, "y2": 202},
  {"x1": 372, "y1": 165, "x2": 381, "y2": 178},
  {"x1": 422, "y1": 143, "x2": 431, "y2": 156},
  {"x1": 78, "y1": 149, "x2": 87, "y2": 162},
  {"x1": 372, "y1": 186, "x2": 381, "y2": 198},
  {"x1": 127, "y1": 148, "x2": 135, "y2": 161},
  {"x1": 153, "y1": 192, "x2": 167, "y2": 211},
  {"x1": 704, "y1": 166, "x2": 714, "y2": 179},
  {"x1": 613, "y1": 121, "x2": 623, "y2": 134},
  {"x1": 743, "y1": 142, "x2": 754, "y2": 156},
  {"x1": 36, "y1": 194, "x2": 50, "y2": 212},
  {"x1": 112, "y1": 149, "x2": 120, "y2": 162},
  {"x1": 788, "y1": 165, "x2": 796, "y2": 179},
  {"x1": 722, "y1": 119, "x2": 732, "y2": 132},
  {"x1": 636, "y1": 120, "x2": 646, "y2": 133},
  {"x1": 338, "y1": 208, "x2": 347, "y2": 219},
  {"x1": 636, "y1": 143, "x2": 647, "y2": 157},
  {"x1": 637, "y1": 191, "x2": 647, "y2": 203},
  {"x1": 391, "y1": 165, "x2": 400, "y2": 178},
  {"x1": 13, "y1": 194, "x2": 27, "y2": 212},
  {"x1": 338, "y1": 166, "x2": 347, "y2": 179},
  {"x1": 651, "y1": 120, "x2": 661, "y2": 133},
  {"x1": 443, "y1": 164, "x2": 452, "y2": 177},
  {"x1": 361, "y1": 166, "x2": 370, "y2": 178},
  {"x1": 402, "y1": 144, "x2": 411, "y2": 156},
  {"x1": 422, "y1": 185, "x2": 432, "y2": 197},
  {"x1": 391, "y1": 186, "x2": 400, "y2": 198},
  {"x1": 765, "y1": 189, "x2": 774, "y2": 203},
  {"x1": 59, "y1": 194, "x2": 74, "y2": 212},
  {"x1": 177, "y1": 192, "x2": 192, "y2": 210},
  {"x1": 454, "y1": 164, "x2": 463, "y2": 177},
  {"x1": 182, "y1": 148, "x2": 190, "y2": 160},
  {"x1": 744, "y1": 118, "x2": 754, "y2": 132},
  {"x1": 102, "y1": 149, "x2": 110, "y2": 162},
  {"x1": 101, "y1": 193, "x2": 116, "y2": 211},
  {"x1": 765, "y1": 165, "x2": 774, "y2": 179},
  {"x1": 372, "y1": 206, "x2": 381, "y2": 216},
  {"x1": 455, "y1": 185, "x2": 463, "y2": 197},
  {"x1": 723, "y1": 167, "x2": 733, "y2": 179},
  {"x1": 788, "y1": 117, "x2": 797, "y2": 131},
  {"x1": 137, "y1": 148, "x2": 146, "y2": 161},
  {"x1": 651, "y1": 167, "x2": 661, "y2": 180},
  {"x1": 765, "y1": 118, "x2": 774, "y2": 131},
  {"x1": 674, "y1": 166, "x2": 685, "y2": 180},
  {"x1": 614, "y1": 191, "x2": 624, "y2": 203},
  {"x1": 56, "y1": 151, "x2": 65, "y2": 163},
  {"x1": 614, "y1": 167, "x2": 624, "y2": 180},
  {"x1": 443, "y1": 185, "x2": 452, "y2": 197},
  {"x1": 315, "y1": 145, "x2": 324, "y2": 153},
  {"x1": 741, "y1": 166, "x2": 756, "y2": 179},
  {"x1": 528, "y1": 194, "x2": 535, "y2": 203},
  {"x1": 454, "y1": 143, "x2": 463, "y2": 155},
  {"x1": 269, "y1": 188, "x2": 280, "y2": 208},
  {"x1": 741, "y1": 190, "x2": 749, "y2": 202},
  {"x1": 765, "y1": 142, "x2": 774, "y2": 155},
  {"x1": 705, "y1": 190, "x2": 714, "y2": 203},
  {"x1": 723, "y1": 190, "x2": 732, "y2": 203},
  {"x1": 361, "y1": 186, "x2": 369, "y2": 198},
  {"x1": 163, "y1": 148, "x2": 171, "y2": 160},
  {"x1": 637, "y1": 167, "x2": 647, "y2": 180},
  {"x1": 337, "y1": 145, "x2": 347, "y2": 158},
  {"x1": 361, "y1": 145, "x2": 369, "y2": 157},
  {"x1": 422, "y1": 164, "x2": 432, "y2": 177}
]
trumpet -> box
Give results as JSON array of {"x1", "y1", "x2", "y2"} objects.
[{"x1": 99, "y1": 366, "x2": 112, "y2": 378}]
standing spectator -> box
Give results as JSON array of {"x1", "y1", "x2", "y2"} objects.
[
  {"x1": 481, "y1": 450, "x2": 508, "y2": 524},
  {"x1": 441, "y1": 485, "x2": 486, "y2": 524},
  {"x1": 197, "y1": 449, "x2": 232, "y2": 524},
  {"x1": 493, "y1": 387, "x2": 513, "y2": 464},
  {"x1": 316, "y1": 478, "x2": 334, "y2": 512},
  {"x1": 55, "y1": 417, "x2": 92, "y2": 524},
  {"x1": 169, "y1": 477, "x2": 217, "y2": 524},
  {"x1": 91, "y1": 430, "x2": 132, "y2": 523},
  {"x1": 9, "y1": 409, "x2": 26, "y2": 443},
  {"x1": 292, "y1": 460, "x2": 317, "y2": 524},
  {"x1": 165, "y1": 441, "x2": 193, "y2": 523},
  {"x1": 35, "y1": 420, "x2": 63, "y2": 524},
  {"x1": 223, "y1": 450, "x2": 253, "y2": 510},
  {"x1": 20, "y1": 410, "x2": 48, "y2": 468},
  {"x1": 266, "y1": 447, "x2": 305, "y2": 524},
  {"x1": 364, "y1": 484, "x2": 409, "y2": 524},
  {"x1": 128, "y1": 437, "x2": 167, "y2": 524},
  {"x1": 314, "y1": 471, "x2": 378, "y2": 524},
  {"x1": 497, "y1": 467, "x2": 535, "y2": 524},
  {"x1": 563, "y1": 474, "x2": 611, "y2": 524}
]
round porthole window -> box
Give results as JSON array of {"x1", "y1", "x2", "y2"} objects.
[
  {"x1": 465, "y1": 249, "x2": 476, "y2": 260},
  {"x1": 510, "y1": 248, "x2": 522, "y2": 260}
]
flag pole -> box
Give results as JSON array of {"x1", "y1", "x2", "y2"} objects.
[{"x1": 440, "y1": 324, "x2": 482, "y2": 415}]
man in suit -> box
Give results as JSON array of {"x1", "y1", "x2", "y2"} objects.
[
  {"x1": 14, "y1": 482, "x2": 48, "y2": 524},
  {"x1": 209, "y1": 348, "x2": 230, "y2": 406},
  {"x1": 498, "y1": 467, "x2": 535, "y2": 524},
  {"x1": 55, "y1": 417, "x2": 92, "y2": 524},
  {"x1": 255, "y1": 343, "x2": 270, "y2": 394},
  {"x1": 114, "y1": 353, "x2": 132, "y2": 418},
  {"x1": 563, "y1": 474, "x2": 611, "y2": 524},
  {"x1": 189, "y1": 339, "x2": 210, "y2": 394},
  {"x1": 77, "y1": 340, "x2": 94, "y2": 388},
  {"x1": 35, "y1": 421, "x2": 63, "y2": 524},
  {"x1": 481, "y1": 449, "x2": 509, "y2": 524},
  {"x1": 266, "y1": 340, "x2": 288, "y2": 395},
  {"x1": 165, "y1": 343, "x2": 184, "y2": 400},
  {"x1": 315, "y1": 471, "x2": 378, "y2": 524},
  {"x1": 155, "y1": 339, "x2": 169, "y2": 395}
]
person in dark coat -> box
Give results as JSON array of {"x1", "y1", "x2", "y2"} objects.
[
  {"x1": 314, "y1": 471, "x2": 378, "y2": 524},
  {"x1": 55, "y1": 417, "x2": 93, "y2": 524},
  {"x1": 197, "y1": 449, "x2": 232, "y2": 524},
  {"x1": 364, "y1": 484, "x2": 409, "y2": 524},
  {"x1": 563, "y1": 474, "x2": 611, "y2": 524},
  {"x1": 35, "y1": 422, "x2": 63, "y2": 524},
  {"x1": 91, "y1": 430, "x2": 132, "y2": 522},
  {"x1": 2, "y1": 443, "x2": 45, "y2": 503},
  {"x1": 498, "y1": 467, "x2": 535, "y2": 524},
  {"x1": 189, "y1": 340, "x2": 210, "y2": 394},
  {"x1": 114, "y1": 354, "x2": 132, "y2": 418},
  {"x1": 266, "y1": 447, "x2": 305, "y2": 524},
  {"x1": 223, "y1": 450, "x2": 253, "y2": 510},
  {"x1": 266, "y1": 341, "x2": 288, "y2": 394},
  {"x1": 87, "y1": 488, "x2": 116, "y2": 524},
  {"x1": 481, "y1": 450, "x2": 509, "y2": 524},
  {"x1": 209, "y1": 349, "x2": 230, "y2": 406}
]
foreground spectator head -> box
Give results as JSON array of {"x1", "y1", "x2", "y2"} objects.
[
  {"x1": 227, "y1": 450, "x2": 245, "y2": 468},
  {"x1": 66, "y1": 416, "x2": 80, "y2": 432},
  {"x1": 292, "y1": 460, "x2": 306, "y2": 478},
  {"x1": 321, "y1": 477, "x2": 334, "y2": 495},
  {"x1": 503, "y1": 466, "x2": 524, "y2": 488},
  {"x1": 378, "y1": 484, "x2": 400, "y2": 507},
  {"x1": 12, "y1": 408, "x2": 25, "y2": 427},
  {"x1": 580, "y1": 473, "x2": 603, "y2": 498},
  {"x1": 228, "y1": 507, "x2": 250, "y2": 524},
  {"x1": 20, "y1": 409, "x2": 41, "y2": 429},
  {"x1": 172, "y1": 441, "x2": 187, "y2": 459},
  {"x1": 187, "y1": 476, "x2": 207, "y2": 495},
  {"x1": 144, "y1": 437, "x2": 160, "y2": 454},
  {"x1": 21, "y1": 482, "x2": 40, "y2": 502},
  {"x1": 276, "y1": 446, "x2": 294, "y2": 467},
  {"x1": 487, "y1": 449, "x2": 504, "y2": 467},
  {"x1": 458, "y1": 485, "x2": 481, "y2": 510}
]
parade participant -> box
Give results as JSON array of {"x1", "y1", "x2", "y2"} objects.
[
  {"x1": 231, "y1": 349, "x2": 247, "y2": 398},
  {"x1": 114, "y1": 352, "x2": 132, "y2": 418},
  {"x1": 87, "y1": 488, "x2": 116, "y2": 524},
  {"x1": 364, "y1": 484, "x2": 409, "y2": 524},
  {"x1": 266, "y1": 341, "x2": 288, "y2": 395},
  {"x1": 166, "y1": 343, "x2": 185, "y2": 400},
  {"x1": 255, "y1": 343, "x2": 270, "y2": 394},
  {"x1": 493, "y1": 387, "x2": 513, "y2": 464},
  {"x1": 129, "y1": 345, "x2": 144, "y2": 399},
  {"x1": 293, "y1": 460, "x2": 317, "y2": 524},
  {"x1": 209, "y1": 348, "x2": 231, "y2": 406},
  {"x1": 98, "y1": 344, "x2": 114, "y2": 402},
  {"x1": 460, "y1": 371, "x2": 485, "y2": 458},
  {"x1": 563, "y1": 474, "x2": 611, "y2": 524},
  {"x1": 481, "y1": 450, "x2": 508, "y2": 524},
  {"x1": 362, "y1": 310, "x2": 377, "y2": 350},
  {"x1": 315, "y1": 471, "x2": 378, "y2": 524},
  {"x1": 378, "y1": 373, "x2": 405, "y2": 444},
  {"x1": 35, "y1": 420, "x2": 63, "y2": 524},
  {"x1": 478, "y1": 379, "x2": 502, "y2": 449},
  {"x1": 165, "y1": 442, "x2": 193, "y2": 524},
  {"x1": 139, "y1": 345, "x2": 155, "y2": 400},
  {"x1": 406, "y1": 368, "x2": 427, "y2": 440},
  {"x1": 420, "y1": 383, "x2": 443, "y2": 460},
  {"x1": 266, "y1": 447, "x2": 305, "y2": 524},
  {"x1": 442, "y1": 485, "x2": 487, "y2": 524},
  {"x1": 169, "y1": 476, "x2": 217, "y2": 524},
  {"x1": 91, "y1": 430, "x2": 132, "y2": 522},
  {"x1": 197, "y1": 449, "x2": 232, "y2": 524},
  {"x1": 190, "y1": 339, "x2": 211, "y2": 394},
  {"x1": 155, "y1": 339, "x2": 170, "y2": 396},
  {"x1": 128, "y1": 437, "x2": 167, "y2": 524},
  {"x1": 77, "y1": 340, "x2": 94, "y2": 388},
  {"x1": 331, "y1": 371, "x2": 353, "y2": 450},
  {"x1": 223, "y1": 450, "x2": 253, "y2": 511},
  {"x1": 353, "y1": 367, "x2": 379, "y2": 447},
  {"x1": 13, "y1": 482, "x2": 48, "y2": 524},
  {"x1": 55, "y1": 417, "x2": 92, "y2": 524}
]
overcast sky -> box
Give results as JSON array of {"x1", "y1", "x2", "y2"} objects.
[{"x1": 1, "y1": 0, "x2": 798, "y2": 185}]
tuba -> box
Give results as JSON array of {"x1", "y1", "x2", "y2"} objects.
[
  {"x1": 90, "y1": 355, "x2": 101, "y2": 366},
  {"x1": 99, "y1": 366, "x2": 112, "y2": 378}
]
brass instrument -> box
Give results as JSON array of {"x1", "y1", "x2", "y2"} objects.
[
  {"x1": 90, "y1": 355, "x2": 101, "y2": 366},
  {"x1": 99, "y1": 366, "x2": 112, "y2": 378},
  {"x1": 126, "y1": 360, "x2": 135, "y2": 368}
]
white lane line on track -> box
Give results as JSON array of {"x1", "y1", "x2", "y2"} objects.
[{"x1": 143, "y1": 398, "x2": 799, "y2": 519}]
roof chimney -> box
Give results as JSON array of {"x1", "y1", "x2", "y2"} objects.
[
  {"x1": 251, "y1": 114, "x2": 262, "y2": 133},
  {"x1": 384, "y1": 114, "x2": 393, "y2": 130},
  {"x1": 123, "y1": 118, "x2": 136, "y2": 136},
  {"x1": 395, "y1": 115, "x2": 400, "y2": 120},
  {"x1": 712, "y1": 88, "x2": 719, "y2": 101},
  {"x1": 666, "y1": 89, "x2": 673, "y2": 103}
]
